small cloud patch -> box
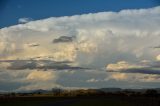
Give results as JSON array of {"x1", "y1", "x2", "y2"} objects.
[
  {"x1": 18, "y1": 17, "x2": 33, "y2": 24},
  {"x1": 53, "y1": 36, "x2": 74, "y2": 43}
]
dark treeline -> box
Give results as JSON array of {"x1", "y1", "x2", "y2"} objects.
[
  {"x1": 1, "y1": 88, "x2": 160, "y2": 97},
  {"x1": 0, "y1": 88, "x2": 160, "y2": 106}
]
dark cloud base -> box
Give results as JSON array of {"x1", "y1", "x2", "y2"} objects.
[
  {"x1": 107, "y1": 68, "x2": 160, "y2": 75},
  {"x1": 0, "y1": 60, "x2": 88, "y2": 71},
  {"x1": 53, "y1": 36, "x2": 75, "y2": 43}
]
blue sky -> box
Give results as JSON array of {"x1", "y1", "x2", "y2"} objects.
[{"x1": 0, "y1": 0, "x2": 160, "y2": 28}]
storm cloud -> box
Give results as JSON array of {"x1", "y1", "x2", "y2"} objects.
[{"x1": 0, "y1": 6, "x2": 160, "y2": 91}]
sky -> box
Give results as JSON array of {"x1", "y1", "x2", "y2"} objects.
[
  {"x1": 0, "y1": 1, "x2": 160, "y2": 91},
  {"x1": 0, "y1": 0, "x2": 160, "y2": 28}
]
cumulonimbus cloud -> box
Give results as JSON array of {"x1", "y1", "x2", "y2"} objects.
[
  {"x1": 0, "y1": 6, "x2": 160, "y2": 91},
  {"x1": 0, "y1": 6, "x2": 160, "y2": 68}
]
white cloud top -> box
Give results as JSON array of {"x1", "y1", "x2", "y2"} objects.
[{"x1": 0, "y1": 6, "x2": 160, "y2": 64}]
